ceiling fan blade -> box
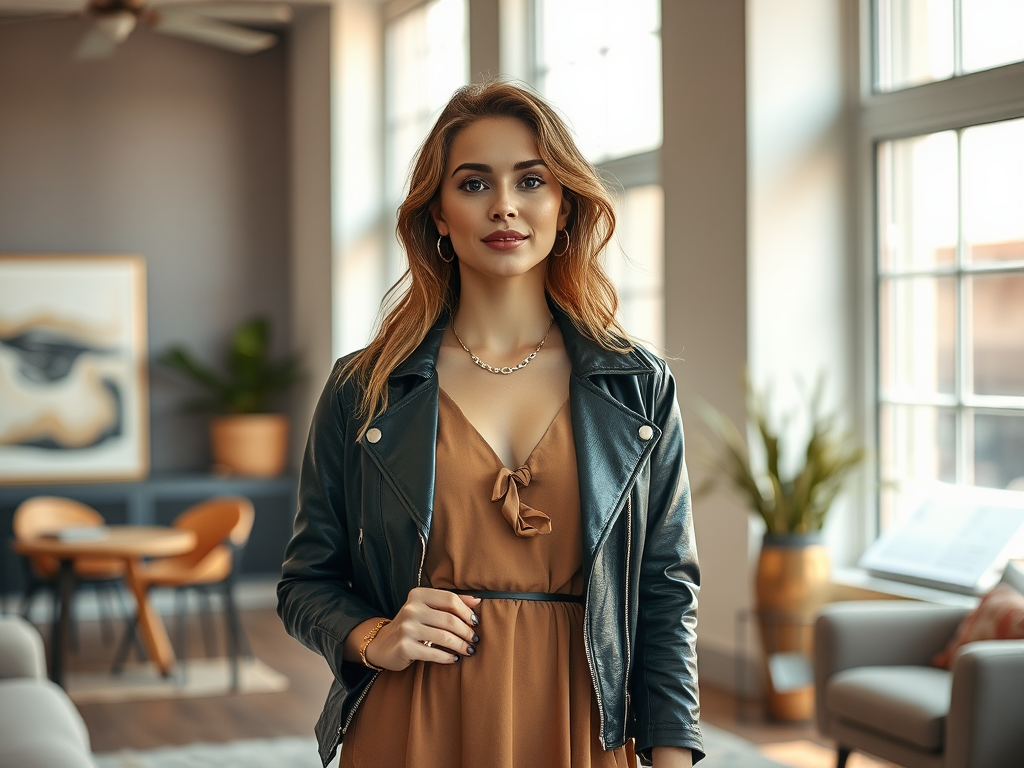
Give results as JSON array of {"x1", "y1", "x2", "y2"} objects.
[
  {"x1": 74, "y1": 25, "x2": 119, "y2": 60},
  {"x1": 0, "y1": 0, "x2": 85, "y2": 12},
  {"x1": 158, "y1": 3, "x2": 292, "y2": 24},
  {"x1": 151, "y1": 12, "x2": 276, "y2": 54}
]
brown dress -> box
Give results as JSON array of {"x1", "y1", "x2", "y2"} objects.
[{"x1": 340, "y1": 389, "x2": 632, "y2": 768}]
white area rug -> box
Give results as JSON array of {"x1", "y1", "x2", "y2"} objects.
[
  {"x1": 67, "y1": 658, "x2": 288, "y2": 705},
  {"x1": 93, "y1": 725, "x2": 786, "y2": 768}
]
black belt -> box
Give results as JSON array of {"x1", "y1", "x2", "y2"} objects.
[{"x1": 447, "y1": 588, "x2": 583, "y2": 604}]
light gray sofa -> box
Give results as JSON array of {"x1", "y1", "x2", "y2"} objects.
[
  {"x1": 815, "y1": 590, "x2": 1024, "y2": 768},
  {"x1": 0, "y1": 615, "x2": 97, "y2": 767}
]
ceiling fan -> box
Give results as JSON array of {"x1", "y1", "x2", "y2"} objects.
[{"x1": 0, "y1": 1, "x2": 293, "y2": 60}]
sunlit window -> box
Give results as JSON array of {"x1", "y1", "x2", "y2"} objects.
[
  {"x1": 876, "y1": 0, "x2": 1024, "y2": 92},
  {"x1": 384, "y1": 0, "x2": 468, "y2": 278},
  {"x1": 877, "y1": 117, "x2": 1024, "y2": 529},
  {"x1": 533, "y1": 0, "x2": 663, "y2": 348},
  {"x1": 532, "y1": 0, "x2": 661, "y2": 163}
]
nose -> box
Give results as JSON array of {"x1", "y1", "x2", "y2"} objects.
[{"x1": 490, "y1": 188, "x2": 517, "y2": 221}]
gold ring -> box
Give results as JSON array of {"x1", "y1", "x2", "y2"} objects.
[{"x1": 423, "y1": 640, "x2": 432, "y2": 648}]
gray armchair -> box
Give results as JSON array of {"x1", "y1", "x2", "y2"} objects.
[{"x1": 814, "y1": 600, "x2": 1024, "y2": 768}]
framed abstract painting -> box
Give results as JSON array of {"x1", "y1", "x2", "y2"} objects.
[{"x1": 0, "y1": 255, "x2": 149, "y2": 484}]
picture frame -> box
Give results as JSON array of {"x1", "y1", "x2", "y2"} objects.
[{"x1": 0, "y1": 254, "x2": 149, "y2": 484}]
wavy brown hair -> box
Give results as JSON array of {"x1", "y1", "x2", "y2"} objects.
[{"x1": 342, "y1": 80, "x2": 630, "y2": 439}]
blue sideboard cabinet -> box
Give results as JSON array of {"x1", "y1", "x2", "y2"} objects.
[{"x1": 0, "y1": 474, "x2": 297, "y2": 599}]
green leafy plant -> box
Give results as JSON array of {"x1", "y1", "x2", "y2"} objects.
[
  {"x1": 694, "y1": 376, "x2": 865, "y2": 534},
  {"x1": 159, "y1": 316, "x2": 302, "y2": 415}
]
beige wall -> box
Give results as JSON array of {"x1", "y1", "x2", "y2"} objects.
[{"x1": 0, "y1": 19, "x2": 290, "y2": 473}]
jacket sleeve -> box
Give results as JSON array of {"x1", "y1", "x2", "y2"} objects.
[
  {"x1": 634, "y1": 359, "x2": 704, "y2": 763},
  {"x1": 277, "y1": 362, "x2": 381, "y2": 693}
]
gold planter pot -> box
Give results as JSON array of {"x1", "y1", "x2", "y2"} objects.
[
  {"x1": 210, "y1": 414, "x2": 289, "y2": 477},
  {"x1": 755, "y1": 532, "x2": 830, "y2": 721}
]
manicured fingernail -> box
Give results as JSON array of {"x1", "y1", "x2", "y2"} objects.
[
  {"x1": 466, "y1": 644, "x2": 476, "y2": 656},
  {"x1": 452, "y1": 654, "x2": 460, "y2": 662},
  {"x1": 472, "y1": 633, "x2": 480, "y2": 644},
  {"x1": 471, "y1": 614, "x2": 479, "y2": 626}
]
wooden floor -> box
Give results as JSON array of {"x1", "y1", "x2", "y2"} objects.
[{"x1": 44, "y1": 605, "x2": 839, "y2": 756}]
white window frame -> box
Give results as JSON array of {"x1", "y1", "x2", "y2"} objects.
[{"x1": 857, "y1": 0, "x2": 1024, "y2": 535}]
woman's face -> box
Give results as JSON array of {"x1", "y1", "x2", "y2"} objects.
[{"x1": 432, "y1": 117, "x2": 571, "y2": 281}]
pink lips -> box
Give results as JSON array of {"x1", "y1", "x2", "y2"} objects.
[{"x1": 482, "y1": 230, "x2": 527, "y2": 252}]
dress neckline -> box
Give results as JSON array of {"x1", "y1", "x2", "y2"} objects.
[{"x1": 438, "y1": 387, "x2": 569, "y2": 471}]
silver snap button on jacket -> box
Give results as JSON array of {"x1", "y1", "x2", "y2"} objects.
[
  {"x1": 638, "y1": 425, "x2": 654, "y2": 441},
  {"x1": 366, "y1": 428, "x2": 382, "y2": 444}
]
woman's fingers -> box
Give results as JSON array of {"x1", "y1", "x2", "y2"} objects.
[
  {"x1": 366, "y1": 588, "x2": 481, "y2": 669},
  {"x1": 420, "y1": 588, "x2": 481, "y2": 629}
]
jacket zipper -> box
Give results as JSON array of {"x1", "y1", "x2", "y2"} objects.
[
  {"x1": 417, "y1": 530, "x2": 427, "y2": 585},
  {"x1": 583, "y1": 571, "x2": 607, "y2": 747},
  {"x1": 624, "y1": 495, "x2": 633, "y2": 723},
  {"x1": 340, "y1": 670, "x2": 380, "y2": 736},
  {"x1": 342, "y1": 530, "x2": 427, "y2": 740}
]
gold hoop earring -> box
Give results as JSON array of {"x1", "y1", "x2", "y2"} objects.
[
  {"x1": 552, "y1": 229, "x2": 570, "y2": 257},
  {"x1": 436, "y1": 235, "x2": 455, "y2": 263}
]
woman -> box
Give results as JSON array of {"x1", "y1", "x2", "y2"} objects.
[{"x1": 277, "y1": 81, "x2": 702, "y2": 768}]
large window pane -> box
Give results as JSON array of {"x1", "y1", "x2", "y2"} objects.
[
  {"x1": 879, "y1": 276, "x2": 955, "y2": 396},
  {"x1": 970, "y1": 274, "x2": 1024, "y2": 397},
  {"x1": 605, "y1": 185, "x2": 664, "y2": 350},
  {"x1": 534, "y1": 0, "x2": 661, "y2": 162},
  {"x1": 974, "y1": 411, "x2": 1024, "y2": 490},
  {"x1": 876, "y1": 0, "x2": 954, "y2": 91},
  {"x1": 877, "y1": 132, "x2": 958, "y2": 272},
  {"x1": 962, "y1": 118, "x2": 1024, "y2": 264},
  {"x1": 385, "y1": 0, "x2": 468, "y2": 203},
  {"x1": 962, "y1": 0, "x2": 1024, "y2": 74},
  {"x1": 880, "y1": 404, "x2": 957, "y2": 484}
]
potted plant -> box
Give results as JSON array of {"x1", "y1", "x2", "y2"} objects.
[
  {"x1": 695, "y1": 376, "x2": 864, "y2": 720},
  {"x1": 160, "y1": 317, "x2": 302, "y2": 477}
]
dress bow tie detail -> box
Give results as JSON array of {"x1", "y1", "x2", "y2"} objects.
[{"x1": 492, "y1": 466, "x2": 552, "y2": 537}]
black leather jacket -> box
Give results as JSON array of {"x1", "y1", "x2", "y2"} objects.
[{"x1": 277, "y1": 306, "x2": 703, "y2": 766}]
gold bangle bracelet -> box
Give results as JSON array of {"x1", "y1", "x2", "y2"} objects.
[{"x1": 359, "y1": 618, "x2": 390, "y2": 671}]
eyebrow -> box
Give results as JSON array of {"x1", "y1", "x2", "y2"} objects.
[{"x1": 450, "y1": 159, "x2": 546, "y2": 177}]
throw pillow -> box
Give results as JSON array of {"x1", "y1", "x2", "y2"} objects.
[{"x1": 932, "y1": 583, "x2": 1024, "y2": 669}]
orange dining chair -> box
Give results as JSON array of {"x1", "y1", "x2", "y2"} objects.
[
  {"x1": 112, "y1": 496, "x2": 255, "y2": 689},
  {"x1": 12, "y1": 496, "x2": 130, "y2": 649}
]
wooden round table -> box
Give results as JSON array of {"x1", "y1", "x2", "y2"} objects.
[{"x1": 15, "y1": 526, "x2": 197, "y2": 687}]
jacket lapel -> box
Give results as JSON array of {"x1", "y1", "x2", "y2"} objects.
[
  {"x1": 359, "y1": 316, "x2": 447, "y2": 535},
  {"x1": 555, "y1": 308, "x2": 661, "y2": 559}
]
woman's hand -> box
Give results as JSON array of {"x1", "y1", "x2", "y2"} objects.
[
  {"x1": 350, "y1": 588, "x2": 481, "y2": 670},
  {"x1": 652, "y1": 746, "x2": 693, "y2": 768}
]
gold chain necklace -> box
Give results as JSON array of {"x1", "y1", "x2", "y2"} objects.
[{"x1": 451, "y1": 317, "x2": 555, "y2": 375}]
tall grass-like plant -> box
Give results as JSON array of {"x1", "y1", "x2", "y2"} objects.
[
  {"x1": 695, "y1": 377, "x2": 864, "y2": 535},
  {"x1": 159, "y1": 317, "x2": 301, "y2": 415}
]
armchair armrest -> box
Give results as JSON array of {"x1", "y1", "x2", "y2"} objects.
[
  {"x1": 0, "y1": 616, "x2": 46, "y2": 681},
  {"x1": 814, "y1": 601, "x2": 968, "y2": 734},
  {"x1": 946, "y1": 639, "x2": 1024, "y2": 768}
]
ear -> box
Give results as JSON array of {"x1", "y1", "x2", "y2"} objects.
[
  {"x1": 556, "y1": 192, "x2": 572, "y2": 231},
  {"x1": 430, "y1": 201, "x2": 449, "y2": 237}
]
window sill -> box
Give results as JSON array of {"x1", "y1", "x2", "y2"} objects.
[{"x1": 831, "y1": 567, "x2": 980, "y2": 608}]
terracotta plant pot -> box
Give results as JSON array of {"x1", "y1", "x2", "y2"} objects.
[
  {"x1": 755, "y1": 532, "x2": 830, "y2": 721},
  {"x1": 210, "y1": 414, "x2": 289, "y2": 477}
]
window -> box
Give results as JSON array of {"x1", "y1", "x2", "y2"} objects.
[
  {"x1": 531, "y1": 0, "x2": 664, "y2": 349},
  {"x1": 868, "y1": 1, "x2": 1024, "y2": 531},
  {"x1": 876, "y1": 0, "x2": 1024, "y2": 92},
  {"x1": 384, "y1": 0, "x2": 469, "y2": 283}
]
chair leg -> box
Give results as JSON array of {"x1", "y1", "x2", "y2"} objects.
[
  {"x1": 836, "y1": 746, "x2": 852, "y2": 768},
  {"x1": 222, "y1": 582, "x2": 244, "y2": 691},
  {"x1": 111, "y1": 611, "x2": 139, "y2": 674},
  {"x1": 198, "y1": 588, "x2": 217, "y2": 658},
  {"x1": 176, "y1": 588, "x2": 188, "y2": 686},
  {"x1": 97, "y1": 582, "x2": 114, "y2": 645},
  {"x1": 20, "y1": 581, "x2": 39, "y2": 622}
]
